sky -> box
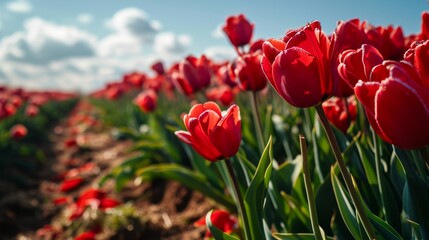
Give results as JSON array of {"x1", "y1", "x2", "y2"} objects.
[{"x1": 0, "y1": 0, "x2": 427, "y2": 93}]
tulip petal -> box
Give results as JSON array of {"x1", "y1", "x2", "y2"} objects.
[
  {"x1": 261, "y1": 56, "x2": 275, "y2": 85},
  {"x1": 175, "y1": 130, "x2": 194, "y2": 144},
  {"x1": 375, "y1": 78, "x2": 429, "y2": 149},
  {"x1": 187, "y1": 118, "x2": 222, "y2": 161},
  {"x1": 272, "y1": 47, "x2": 323, "y2": 108},
  {"x1": 203, "y1": 102, "x2": 222, "y2": 116},
  {"x1": 199, "y1": 110, "x2": 221, "y2": 135},
  {"x1": 210, "y1": 105, "x2": 241, "y2": 158},
  {"x1": 354, "y1": 80, "x2": 392, "y2": 144}
]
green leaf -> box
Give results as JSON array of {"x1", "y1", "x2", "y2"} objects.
[
  {"x1": 244, "y1": 136, "x2": 273, "y2": 240},
  {"x1": 206, "y1": 210, "x2": 240, "y2": 240},
  {"x1": 136, "y1": 164, "x2": 235, "y2": 211},
  {"x1": 366, "y1": 209, "x2": 403, "y2": 240},
  {"x1": 394, "y1": 147, "x2": 429, "y2": 239},
  {"x1": 273, "y1": 232, "x2": 334, "y2": 240},
  {"x1": 330, "y1": 166, "x2": 361, "y2": 240}
]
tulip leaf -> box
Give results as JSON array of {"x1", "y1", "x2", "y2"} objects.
[
  {"x1": 330, "y1": 166, "x2": 361, "y2": 240},
  {"x1": 136, "y1": 163, "x2": 235, "y2": 211},
  {"x1": 244, "y1": 136, "x2": 273, "y2": 240},
  {"x1": 206, "y1": 210, "x2": 240, "y2": 240},
  {"x1": 394, "y1": 147, "x2": 429, "y2": 239},
  {"x1": 365, "y1": 208, "x2": 403, "y2": 240},
  {"x1": 273, "y1": 232, "x2": 335, "y2": 240}
]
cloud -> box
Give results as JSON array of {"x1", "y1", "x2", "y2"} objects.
[
  {"x1": 203, "y1": 46, "x2": 235, "y2": 61},
  {"x1": 106, "y1": 7, "x2": 161, "y2": 42},
  {"x1": 98, "y1": 33, "x2": 142, "y2": 57},
  {"x1": 212, "y1": 24, "x2": 225, "y2": 39},
  {"x1": 0, "y1": 18, "x2": 97, "y2": 64},
  {"x1": 77, "y1": 14, "x2": 93, "y2": 24},
  {"x1": 154, "y1": 32, "x2": 191, "y2": 56},
  {"x1": 0, "y1": 8, "x2": 196, "y2": 93},
  {"x1": 98, "y1": 7, "x2": 163, "y2": 57},
  {"x1": 6, "y1": 0, "x2": 32, "y2": 13}
]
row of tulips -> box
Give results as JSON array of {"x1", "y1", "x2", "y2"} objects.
[
  {"x1": 93, "y1": 11, "x2": 429, "y2": 240},
  {"x1": 0, "y1": 86, "x2": 78, "y2": 188}
]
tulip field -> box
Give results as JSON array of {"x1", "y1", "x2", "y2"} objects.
[{"x1": 2, "y1": 11, "x2": 429, "y2": 240}]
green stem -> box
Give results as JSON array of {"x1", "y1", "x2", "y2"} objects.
[
  {"x1": 225, "y1": 158, "x2": 250, "y2": 240},
  {"x1": 249, "y1": 91, "x2": 265, "y2": 153},
  {"x1": 300, "y1": 135, "x2": 323, "y2": 240},
  {"x1": 315, "y1": 105, "x2": 376, "y2": 240},
  {"x1": 372, "y1": 127, "x2": 386, "y2": 217}
]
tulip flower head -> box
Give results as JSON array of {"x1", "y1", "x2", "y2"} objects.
[
  {"x1": 222, "y1": 14, "x2": 254, "y2": 48},
  {"x1": 231, "y1": 52, "x2": 267, "y2": 91},
  {"x1": 175, "y1": 102, "x2": 241, "y2": 161},
  {"x1": 134, "y1": 89, "x2": 158, "y2": 113},
  {"x1": 354, "y1": 60, "x2": 429, "y2": 149},
  {"x1": 194, "y1": 210, "x2": 237, "y2": 238},
  {"x1": 322, "y1": 96, "x2": 357, "y2": 133},
  {"x1": 10, "y1": 124, "x2": 28, "y2": 140},
  {"x1": 261, "y1": 21, "x2": 334, "y2": 108},
  {"x1": 338, "y1": 44, "x2": 384, "y2": 88}
]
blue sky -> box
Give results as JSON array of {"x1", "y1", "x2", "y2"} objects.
[{"x1": 0, "y1": 0, "x2": 427, "y2": 92}]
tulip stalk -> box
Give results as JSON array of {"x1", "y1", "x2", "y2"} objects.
[
  {"x1": 300, "y1": 135, "x2": 323, "y2": 240},
  {"x1": 372, "y1": 128, "x2": 387, "y2": 218},
  {"x1": 315, "y1": 105, "x2": 376, "y2": 240},
  {"x1": 224, "y1": 158, "x2": 251, "y2": 240},
  {"x1": 249, "y1": 91, "x2": 265, "y2": 153}
]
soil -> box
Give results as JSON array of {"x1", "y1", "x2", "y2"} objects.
[{"x1": 0, "y1": 100, "x2": 216, "y2": 240}]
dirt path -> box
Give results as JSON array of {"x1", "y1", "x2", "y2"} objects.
[{"x1": 1, "y1": 100, "x2": 215, "y2": 240}]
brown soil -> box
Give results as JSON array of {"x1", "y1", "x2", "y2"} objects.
[{"x1": 0, "y1": 101, "x2": 216, "y2": 240}]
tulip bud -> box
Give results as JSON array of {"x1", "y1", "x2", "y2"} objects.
[
  {"x1": 222, "y1": 14, "x2": 254, "y2": 48},
  {"x1": 10, "y1": 124, "x2": 28, "y2": 140}
]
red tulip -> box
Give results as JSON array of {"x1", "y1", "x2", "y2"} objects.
[
  {"x1": 123, "y1": 72, "x2": 146, "y2": 88},
  {"x1": 205, "y1": 85, "x2": 235, "y2": 106},
  {"x1": 420, "y1": 11, "x2": 429, "y2": 40},
  {"x1": 60, "y1": 177, "x2": 84, "y2": 192},
  {"x1": 175, "y1": 102, "x2": 241, "y2": 161},
  {"x1": 75, "y1": 231, "x2": 96, "y2": 240},
  {"x1": 404, "y1": 40, "x2": 429, "y2": 90},
  {"x1": 355, "y1": 60, "x2": 429, "y2": 149},
  {"x1": 195, "y1": 210, "x2": 237, "y2": 238},
  {"x1": 10, "y1": 124, "x2": 27, "y2": 140},
  {"x1": 99, "y1": 197, "x2": 121, "y2": 209},
  {"x1": 261, "y1": 21, "x2": 334, "y2": 108},
  {"x1": 53, "y1": 196, "x2": 71, "y2": 205},
  {"x1": 322, "y1": 96, "x2": 357, "y2": 133},
  {"x1": 173, "y1": 55, "x2": 212, "y2": 95},
  {"x1": 231, "y1": 52, "x2": 267, "y2": 91},
  {"x1": 338, "y1": 44, "x2": 384, "y2": 88},
  {"x1": 133, "y1": 89, "x2": 158, "y2": 113},
  {"x1": 216, "y1": 64, "x2": 237, "y2": 88},
  {"x1": 364, "y1": 23, "x2": 405, "y2": 61},
  {"x1": 330, "y1": 18, "x2": 368, "y2": 96},
  {"x1": 70, "y1": 188, "x2": 120, "y2": 220},
  {"x1": 151, "y1": 61, "x2": 165, "y2": 75},
  {"x1": 222, "y1": 14, "x2": 254, "y2": 48},
  {"x1": 26, "y1": 104, "x2": 39, "y2": 117}
]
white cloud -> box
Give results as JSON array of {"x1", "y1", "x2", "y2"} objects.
[
  {"x1": 212, "y1": 24, "x2": 224, "y2": 39},
  {"x1": 154, "y1": 32, "x2": 191, "y2": 56},
  {"x1": 106, "y1": 7, "x2": 161, "y2": 42},
  {"x1": 0, "y1": 18, "x2": 97, "y2": 64},
  {"x1": 77, "y1": 14, "x2": 93, "y2": 24},
  {"x1": 98, "y1": 33, "x2": 143, "y2": 57},
  {"x1": 6, "y1": 0, "x2": 32, "y2": 13},
  {"x1": 203, "y1": 46, "x2": 235, "y2": 61},
  {"x1": 0, "y1": 8, "x2": 196, "y2": 93}
]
